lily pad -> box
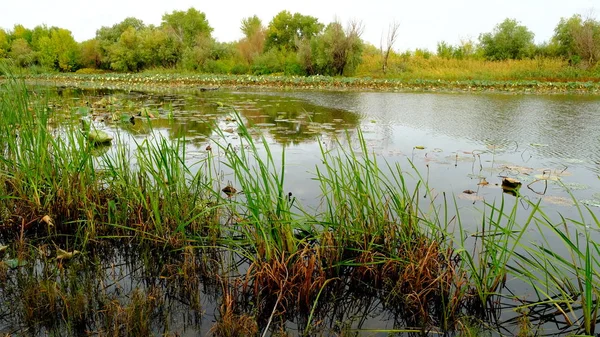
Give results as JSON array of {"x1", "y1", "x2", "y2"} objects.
[
  {"x1": 88, "y1": 130, "x2": 113, "y2": 145},
  {"x1": 414, "y1": 146, "x2": 425, "y2": 150},
  {"x1": 554, "y1": 182, "x2": 589, "y2": 191},
  {"x1": 458, "y1": 193, "x2": 484, "y2": 201},
  {"x1": 76, "y1": 106, "x2": 91, "y2": 116},
  {"x1": 4, "y1": 258, "x2": 27, "y2": 269},
  {"x1": 543, "y1": 196, "x2": 574, "y2": 206},
  {"x1": 581, "y1": 199, "x2": 600, "y2": 208},
  {"x1": 534, "y1": 174, "x2": 560, "y2": 181}
]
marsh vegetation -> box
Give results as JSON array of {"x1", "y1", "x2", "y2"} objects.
[{"x1": 1, "y1": 72, "x2": 600, "y2": 336}]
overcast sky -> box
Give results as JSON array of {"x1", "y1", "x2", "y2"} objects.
[{"x1": 1, "y1": 0, "x2": 597, "y2": 51}]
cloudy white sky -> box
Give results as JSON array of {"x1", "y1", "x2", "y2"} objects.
[{"x1": 1, "y1": 0, "x2": 597, "y2": 51}]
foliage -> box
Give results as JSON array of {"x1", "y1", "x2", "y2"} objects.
[
  {"x1": 437, "y1": 40, "x2": 479, "y2": 60},
  {"x1": 552, "y1": 14, "x2": 600, "y2": 66},
  {"x1": 238, "y1": 16, "x2": 266, "y2": 64},
  {"x1": 109, "y1": 27, "x2": 144, "y2": 72},
  {"x1": 265, "y1": 10, "x2": 323, "y2": 51},
  {"x1": 9, "y1": 38, "x2": 35, "y2": 67},
  {"x1": 36, "y1": 28, "x2": 80, "y2": 71},
  {"x1": 12, "y1": 24, "x2": 33, "y2": 44},
  {"x1": 309, "y1": 21, "x2": 364, "y2": 76},
  {"x1": 161, "y1": 8, "x2": 213, "y2": 48},
  {"x1": 1, "y1": 9, "x2": 600, "y2": 80},
  {"x1": 0, "y1": 28, "x2": 8, "y2": 58},
  {"x1": 79, "y1": 39, "x2": 102, "y2": 69},
  {"x1": 180, "y1": 34, "x2": 214, "y2": 71},
  {"x1": 139, "y1": 27, "x2": 182, "y2": 68},
  {"x1": 479, "y1": 18, "x2": 535, "y2": 60},
  {"x1": 96, "y1": 17, "x2": 146, "y2": 69}
]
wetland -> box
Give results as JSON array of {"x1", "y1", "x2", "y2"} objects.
[{"x1": 1, "y1": 76, "x2": 600, "y2": 336}]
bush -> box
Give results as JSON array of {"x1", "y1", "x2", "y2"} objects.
[
  {"x1": 75, "y1": 68, "x2": 106, "y2": 74},
  {"x1": 251, "y1": 49, "x2": 283, "y2": 75},
  {"x1": 230, "y1": 64, "x2": 250, "y2": 75},
  {"x1": 203, "y1": 59, "x2": 232, "y2": 74}
]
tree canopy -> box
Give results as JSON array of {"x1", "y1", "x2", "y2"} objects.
[
  {"x1": 1, "y1": 8, "x2": 598, "y2": 76},
  {"x1": 479, "y1": 18, "x2": 535, "y2": 60},
  {"x1": 265, "y1": 11, "x2": 323, "y2": 51},
  {"x1": 161, "y1": 8, "x2": 213, "y2": 48},
  {"x1": 552, "y1": 14, "x2": 600, "y2": 66}
]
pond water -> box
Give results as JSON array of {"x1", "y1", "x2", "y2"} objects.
[
  {"x1": 5, "y1": 86, "x2": 600, "y2": 336},
  {"x1": 55, "y1": 87, "x2": 600, "y2": 221}
]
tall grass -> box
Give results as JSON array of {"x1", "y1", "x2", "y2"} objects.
[
  {"x1": 356, "y1": 53, "x2": 600, "y2": 81},
  {"x1": 3, "y1": 69, "x2": 600, "y2": 335}
]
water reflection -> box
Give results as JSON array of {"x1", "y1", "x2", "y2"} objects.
[{"x1": 23, "y1": 86, "x2": 600, "y2": 335}]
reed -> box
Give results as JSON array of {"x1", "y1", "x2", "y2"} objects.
[{"x1": 3, "y1": 67, "x2": 600, "y2": 335}]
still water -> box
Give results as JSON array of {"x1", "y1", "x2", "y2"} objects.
[
  {"x1": 68, "y1": 88, "x2": 600, "y2": 221},
  {"x1": 9, "y1": 87, "x2": 600, "y2": 335}
]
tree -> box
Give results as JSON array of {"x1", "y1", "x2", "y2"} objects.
[
  {"x1": 241, "y1": 15, "x2": 263, "y2": 38},
  {"x1": 0, "y1": 29, "x2": 8, "y2": 58},
  {"x1": 139, "y1": 27, "x2": 182, "y2": 68},
  {"x1": 180, "y1": 34, "x2": 214, "y2": 71},
  {"x1": 161, "y1": 8, "x2": 213, "y2": 48},
  {"x1": 436, "y1": 39, "x2": 477, "y2": 59},
  {"x1": 9, "y1": 38, "x2": 35, "y2": 67},
  {"x1": 552, "y1": 14, "x2": 600, "y2": 66},
  {"x1": 265, "y1": 11, "x2": 323, "y2": 51},
  {"x1": 79, "y1": 39, "x2": 102, "y2": 68},
  {"x1": 96, "y1": 17, "x2": 146, "y2": 69},
  {"x1": 310, "y1": 20, "x2": 364, "y2": 76},
  {"x1": 479, "y1": 18, "x2": 535, "y2": 60},
  {"x1": 36, "y1": 27, "x2": 80, "y2": 71},
  {"x1": 436, "y1": 41, "x2": 455, "y2": 59},
  {"x1": 238, "y1": 15, "x2": 266, "y2": 64},
  {"x1": 381, "y1": 21, "x2": 400, "y2": 74},
  {"x1": 12, "y1": 24, "x2": 32, "y2": 44},
  {"x1": 109, "y1": 27, "x2": 144, "y2": 71},
  {"x1": 51, "y1": 28, "x2": 80, "y2": 71}
]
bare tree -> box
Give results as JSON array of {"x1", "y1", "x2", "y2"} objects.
[
  {"x1": 572, "y1": 15, "x2": 600, "y2": 66},
  {"x1": 380, "y1": 21, "x2": 400, "y2": 74}
]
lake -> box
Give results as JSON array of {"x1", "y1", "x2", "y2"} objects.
[{"x1": 3, "y1": 85, "x2": 600, "y2": 336}]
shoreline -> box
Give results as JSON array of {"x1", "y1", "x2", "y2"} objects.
[{"x1": 4, "y1": 73, "x2": 600, "y2": 95}]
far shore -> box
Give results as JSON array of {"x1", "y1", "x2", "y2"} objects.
[{"x1": 3, "y1": 72, "x2": 600, "y2": 95}]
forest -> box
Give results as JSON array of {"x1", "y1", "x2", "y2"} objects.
[{"x1": 0, "y1": 8, "x2": 599, "y2": 79}]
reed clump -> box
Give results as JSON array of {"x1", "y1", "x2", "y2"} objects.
[{"x1": 3, "y1": 69, "x2": 600, "y2": 336}]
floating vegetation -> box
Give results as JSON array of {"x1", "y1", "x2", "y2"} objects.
[
  {"x1": 12, "y1": 72, "x2": 600, "y2": 94},
  {"x1": 2, "y1": 71, "x2": 600, "y2": 336}
]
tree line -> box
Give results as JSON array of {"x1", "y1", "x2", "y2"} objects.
[{"x1": 0, "y1": 8, "x2": 598, "y2": 75}]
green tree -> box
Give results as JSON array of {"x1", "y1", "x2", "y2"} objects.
[
  {"x1": 0, "y1": 29, "x2": 9, "y2": 58},
  {"x1": 265, "y1": 11, "x2": 323, "y2": 51},
  {"x1": 436, "y1": 41, "x2": 455, "y2": 59},
  {"x1": 9, "y1": 38, "x2": 35, "y2": 67},
  {"x1": 52, "y1": 28, "x2": 80, "y2": 71},
  {"x1": 479, "y1": 18, "x2": 535, "y2": 60},
  {"x1": 12, "y1": 24, "x2": 33, "y2": 44},
  {"x1": 139, "y1": 27, "x2": 182, "y2": 68},
  {"x1": 311, "y1": 20, "x2": 364, "y2": 75},
  {"x1": 180, "y1": 34, "x2": 213, "y2": 71},
  {"x1": 161, "y1": 8, "x2": 213, "y2": 48},
  {"x1": 553, "y1": 15, "x2": 582, "y2": 60},
  {"x1": 109, "y1": 26, "x2": 144, "y2": 71},
  {"x1": 552, "y1": 14, "x2": 600, "y2": 66},
  {"x1": 96, "y1": 17, "x2": 146, "y2": 69},
  {"x1": 79, "y1": 39, "x2": 102, "y2": 68},
  {"x1": 35, "y1": 27, "x2": 79, "y2": 71},
  {"x1": 241, "y1": 15, "x2": 263, "y2": 38},
  {"x1": 238, "y1": 15, "x2": 266, "y2": 64}
]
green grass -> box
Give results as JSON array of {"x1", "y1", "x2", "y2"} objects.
[
  {"x1": 4, "y1": 70, "x2": 600, "y2": 95},
  {"x1": 3, "y1": 67, "x2": 600, "y2": 335}
]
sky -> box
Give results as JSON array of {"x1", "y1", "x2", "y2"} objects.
[{"x1": 1, "y1": 0, "x2": 597, "y2": 51}]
